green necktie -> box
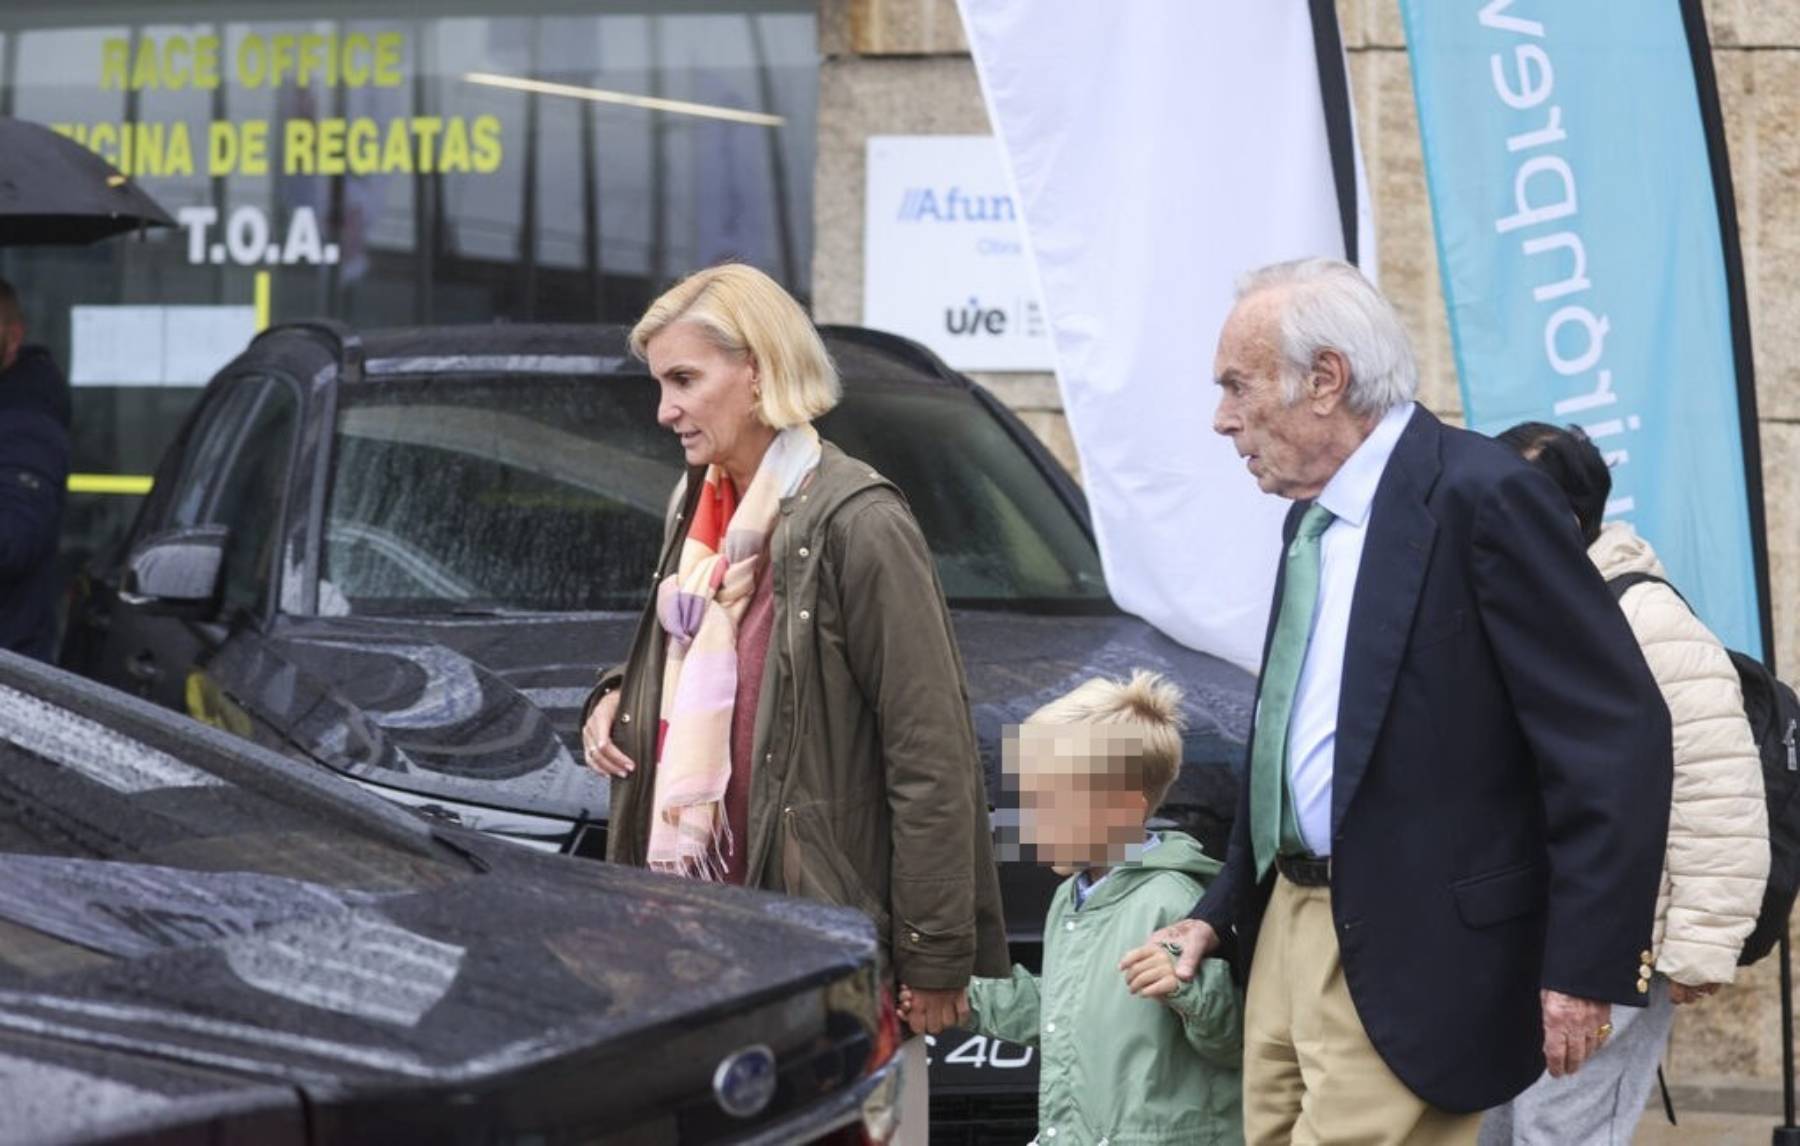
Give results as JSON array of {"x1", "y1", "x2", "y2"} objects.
[{"x1": 1251, "y1": 502, "x2": 1336, "y2": 880}]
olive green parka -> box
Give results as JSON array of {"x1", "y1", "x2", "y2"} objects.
[{"x1": 596, "y1": 442, "x2": 1009, "y2": 989}]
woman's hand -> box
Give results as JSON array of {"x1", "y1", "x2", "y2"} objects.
[
  {"x1": 581, "y1": 689, "x2": 637, "y2": 777},
  {"x1": 902, "y1": 987, "x2": 969, "y2": 1036}
]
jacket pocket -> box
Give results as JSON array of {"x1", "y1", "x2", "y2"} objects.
[
  {"x1": 1451, "y1": 861, "x2": 1547, "y2": 928},
  {"x1": 780, "y1": 801, "x2": 891, "y2": 936}
]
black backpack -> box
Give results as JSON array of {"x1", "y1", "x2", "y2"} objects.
[{"x1": 1607, "y1": 571, "x2": 1800, "y2": 966}]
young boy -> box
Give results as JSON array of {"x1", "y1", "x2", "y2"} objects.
[{"x1": 903, "y1": 671, "x2": 1243, "y2": 1145}]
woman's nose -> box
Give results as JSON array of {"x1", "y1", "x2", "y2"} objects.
[{"x1": 657, "y1": 394, "x2": 680, "y2": 427}]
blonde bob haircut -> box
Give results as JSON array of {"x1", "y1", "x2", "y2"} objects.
[
  {"x1": 630, "y1": 263, "x2": 841, "y2": 430},
  {"x1": 1024, "y1": 670, "x2": 1188, "y2": 812}
]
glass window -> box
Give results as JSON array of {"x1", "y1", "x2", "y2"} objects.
[
  {"x1": 323, "y1": 371, "x2": 1107, "y2": 615},
  {"x1": 0, "y1": 3, "x2": 817, "y2": 597},
  {"x1": 324, "y1": 373, "x2": 671, "y2": 614},
  {"x1": 820, "y1": 387, "x2": 1110, "y2": 608},
  {"x1": 211, "y1": 379, "x2": 299, "y2": 615},
  {"x1": 162, "y1": 377, "x2": 271, "y2": 531}
]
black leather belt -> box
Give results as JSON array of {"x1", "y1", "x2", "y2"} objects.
[{"x1": 1277, "y1": 853, "x2": 1331, "y2": 886}]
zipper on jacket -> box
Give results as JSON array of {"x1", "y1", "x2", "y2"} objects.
[
  {"x1": 776, "y1": 510, "x2": 803, "y2": 773},
  {"x1": 1785, "y1": 717, "x2": 1797, "y2": 772}
]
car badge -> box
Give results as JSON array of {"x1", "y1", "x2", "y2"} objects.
[{"x1": 713, "y1": 1044, "x2": 778, "y2": 1119}]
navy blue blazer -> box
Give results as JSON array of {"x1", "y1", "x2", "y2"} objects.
[{"x1": 1193, "y1": 405, "x2": 1672, "y2": 1114}]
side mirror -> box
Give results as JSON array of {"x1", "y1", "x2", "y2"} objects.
[{"x1": 121, "y1": 526, "x2": 227, "y2": 608}]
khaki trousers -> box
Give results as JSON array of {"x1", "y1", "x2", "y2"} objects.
[{"x1": 1245, "y1": 875, "x2": 1481, "y2": 1146}]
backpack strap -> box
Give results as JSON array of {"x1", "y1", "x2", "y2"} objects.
[{"x1": 1606, "y1": 570, "x2": 1691, "y2": 612}]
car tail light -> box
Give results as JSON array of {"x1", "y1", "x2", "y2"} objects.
[
  {"x1": 870, "y1": 984, "x2": 902, "y2": 1075},
  {"x1": 848, "y1": 984, "x2": 906, "y2": 1145},
  {"x1": 819, "y1": 970, "x2": 905, "y2": 1146}
]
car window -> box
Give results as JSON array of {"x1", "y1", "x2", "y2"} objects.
[
  {"x1": 211, "y1": 380, "x2": 301, "y2": 616},
  {"x1": 161, "y1": 377, "x2": 272, "y2": 533},
  {"x1": 324, "y1": 375, "x2": 673, "y2": 614},
  {"x1": 321, "y1": 372, "x2": 1108, "y2": 615},
  {"x1": 819, "y1": 385, "x2": 1109, "y2": 607}
]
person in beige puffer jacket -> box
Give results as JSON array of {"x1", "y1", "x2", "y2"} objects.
[{"x1": 1480, "y1": 422, "x2": 1770, "y2": 1146}]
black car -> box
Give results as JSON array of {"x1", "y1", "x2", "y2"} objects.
[
  {"x1": 0, "y1": 648, "x2": 900, "y2": 1144},
  {"x1": 63, "y1": 320, "x2": 1254, "y2": 1137}
]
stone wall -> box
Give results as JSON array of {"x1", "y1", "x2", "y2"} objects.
[{"x1": 814, "y1": 0, "x2": 1799, "y2": 1099}]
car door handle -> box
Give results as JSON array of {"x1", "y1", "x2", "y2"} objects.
[{"x1": 125, "y1": 652, "x2": 161, "y2": 685}]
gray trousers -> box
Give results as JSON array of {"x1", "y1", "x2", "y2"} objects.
[{"x1": 1479, "y1": 977, "x2": 1676, "y2": 1146}]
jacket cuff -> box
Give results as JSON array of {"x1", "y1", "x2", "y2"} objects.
[
  {"x1": 1656, "y1": 942, "x2": 1740, "y2": 989},
  {"x1": 580, "y1": 667, "x2": 625, "y2": 724},
  {"x1": 893, "y1": 945, "x2": 974, "y2": 991}
]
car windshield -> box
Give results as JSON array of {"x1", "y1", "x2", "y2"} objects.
[
  {"x1": 321, "y1": 373, "x2": 1110, "y2": 615},
  {"x1": 0, "y1": 676, "x2": 466, "y2": 978}
]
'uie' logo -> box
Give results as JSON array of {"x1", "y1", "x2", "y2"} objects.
[{"x1": 946, "y1": 297, "x2": 1008, "y2": 336}]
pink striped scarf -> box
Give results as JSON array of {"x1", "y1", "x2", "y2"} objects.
[{"x1": 647, "y1": 424, "x2": 822, "y2": 878}]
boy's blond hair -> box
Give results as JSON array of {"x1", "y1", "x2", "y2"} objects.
[{"x1": 1024, "y1": 671, "x2": 1187, "y2": 811}]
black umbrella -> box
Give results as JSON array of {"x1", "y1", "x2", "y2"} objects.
[{"x1": 0, "y1": 116, "x2": 174, "y2": 246}]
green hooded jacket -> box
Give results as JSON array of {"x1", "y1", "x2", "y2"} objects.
[{"x1": 965, "y1": 830, "x2": 1243, "y2": 1146}]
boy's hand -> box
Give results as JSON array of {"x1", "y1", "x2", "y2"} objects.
[
  {"x1": 1120, "y1": 942, "x2": 1184, "y2": 999},
  {"x1": 904, "y1": 987, "x2": 970, "y2": 1036},
  {"x1": 896, "y1": 984, "x2": 915, "y2": 1020},
  {"x1": 1121, "y1": 919, "x2": 1219, "y2": 996}
]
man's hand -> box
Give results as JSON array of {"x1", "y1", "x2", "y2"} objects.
[
  {"x1": 1121, "y1": 919, "x2": 1219, "y2": 996},
  {"x1": 1669, "y1": 981, "x2": 1720, "y2": 1006},
  {"x1": 1541, "y1": 989, "x2": 1613, "y2": 1077},
  {"x1": 902, "y1": 986, "x2": 969, "y2": 1036},
  {"x1": 581, "y1": 689, "x2": 636, "y2": 777}
]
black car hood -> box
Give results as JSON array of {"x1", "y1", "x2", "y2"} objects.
[
  {"x1": 0, "y1": 840, "x2": 873, "y2": 1117},
  {"x1": 202, "y1": 614, "x2": 632, "y2": 821},
  {"x1": 203, "y1": 609, "x2": 1252, "y2": 829}
]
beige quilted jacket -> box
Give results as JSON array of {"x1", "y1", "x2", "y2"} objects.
[{"x1": 1591, "y1": 523, "x2": 1770, "y2": 986}]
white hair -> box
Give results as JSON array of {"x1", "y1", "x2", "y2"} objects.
[{"x1": 1235, "y1": 257, "x2": 1418, "y2": 417}]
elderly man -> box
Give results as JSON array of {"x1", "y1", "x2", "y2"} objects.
[
  {"x1": 0, "y1": 277, "x2": 70, "y2": 661},
  {"x1": 1121, "y1": 258, "x2": 1671, "y2": 1144}
]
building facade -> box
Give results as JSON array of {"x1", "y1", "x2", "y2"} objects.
[{"x1": 0, "y1": 0, "x2": 818, "y2": 573}]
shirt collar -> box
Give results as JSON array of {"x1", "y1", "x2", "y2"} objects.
[
  {"x1": 1072, "y1": 832, "x2": 1162, "y2": 907},
  {"x1": 1315, "y1": 402, "x2": 1416, "y2": 529}
]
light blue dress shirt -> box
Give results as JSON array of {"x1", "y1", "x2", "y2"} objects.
[{"x1": 1286, "y1": 402, "x2": 1416, "y2": 856}]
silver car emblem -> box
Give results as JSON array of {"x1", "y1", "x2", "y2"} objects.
[{"x1": 713, "y1": 1043, "x2": 779, "y2": 1119}]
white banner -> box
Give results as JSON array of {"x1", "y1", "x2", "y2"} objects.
[{"x1": 958, "y1": 0, "x2": 1371, "y2": 671}]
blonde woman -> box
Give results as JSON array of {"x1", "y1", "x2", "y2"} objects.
[{"x1": 580, "y1": 264, "x2": 1009, "y2": 1095}]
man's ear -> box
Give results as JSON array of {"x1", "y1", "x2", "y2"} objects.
[{"x1": 1308, "y1": 347, "x2": 1353, "y2": 412}]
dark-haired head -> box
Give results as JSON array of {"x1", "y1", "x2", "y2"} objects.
[{"x1": 1496, "y1": 421, "x2": 1610, "y2": 546}]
